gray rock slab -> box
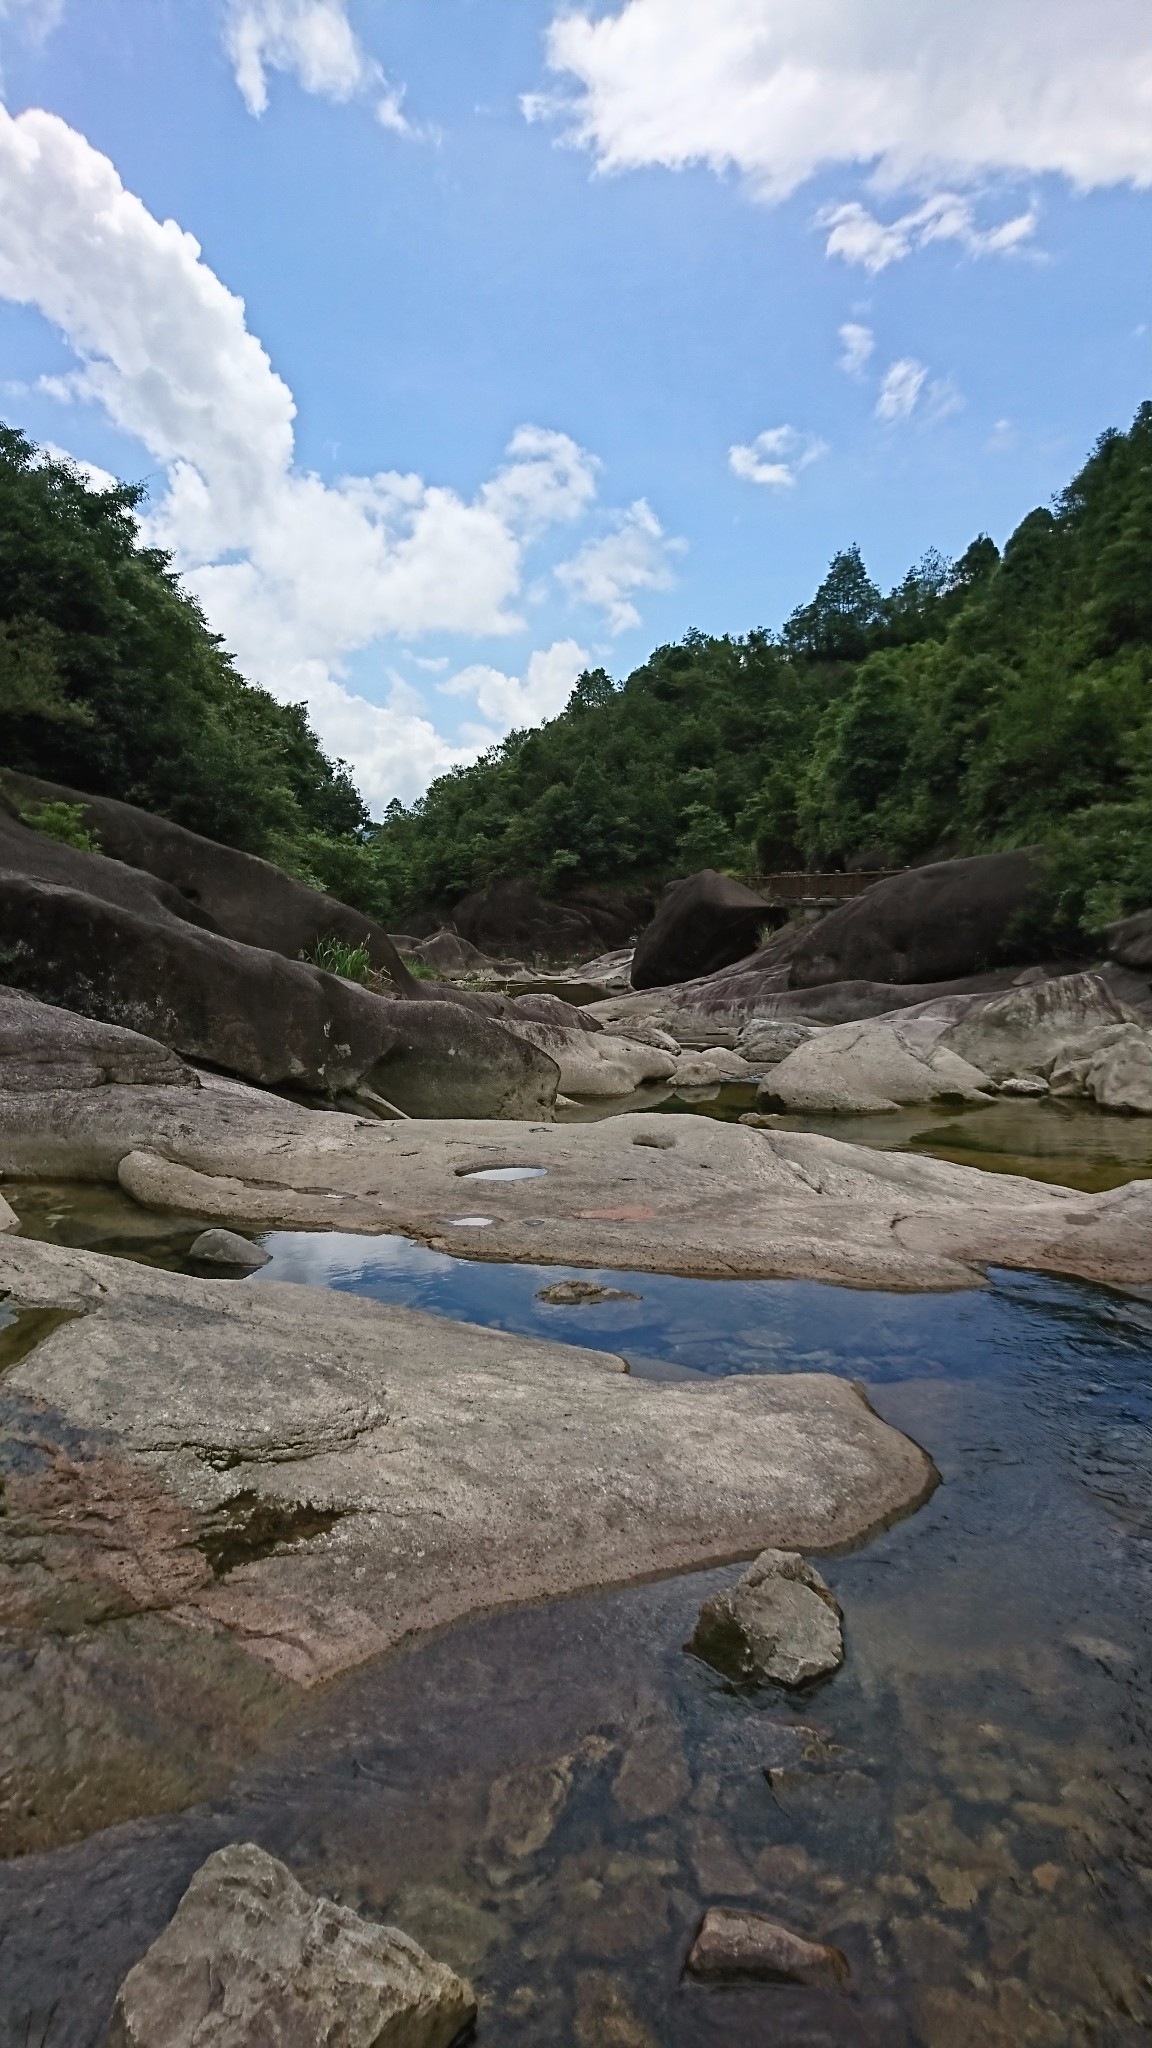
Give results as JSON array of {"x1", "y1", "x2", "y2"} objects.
[
  {"x1": 0, "y1": 983, "x2": 196, "y2": 1091},
  {"x1": 0, "y1": 1235, "x2": 934, "y2": 1686},
  {"x1": 686, "y1": 1548, "x2": 843, "y2": 1688},
  {"x1": 107, "y1": 1841, "x2": 475, "y2": 2048},
  {"x1": 4, "y1": 1071, "x2": 1151, "y2": 1289}
]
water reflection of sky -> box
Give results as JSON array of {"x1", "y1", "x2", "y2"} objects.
[{"x1": 252, "y1": 1231, "x2": 1152, "y2": 1391}]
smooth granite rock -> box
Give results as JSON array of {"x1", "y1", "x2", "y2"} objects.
[
  {"x1": 188, "y1": 1228, "x2": 271, "y2": 1270},
  {"x1": 3, "y1": 1075, "x2": 1150, "y2": 1289},
  {"x1": 0, "y1": 1235, "x2": 934, "y2": 1688},
  {"x1": 106, "y1": 1842, "x2": 475, "y2": 2048}
]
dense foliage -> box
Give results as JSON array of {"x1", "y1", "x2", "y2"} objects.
[
  {"x1": 3, "y1": 406, "x2": 1150, "y2": 943},
  {"x1": 370, "y1": 403, "x2": 1152, "y2": 938},
  {"x1": 0, "y1": 425, "x2": 367, "y2": 885}
]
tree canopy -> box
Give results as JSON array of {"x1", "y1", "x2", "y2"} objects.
[{"x1": 3, "y1": 405, "x2": 1150, "y2": 945}]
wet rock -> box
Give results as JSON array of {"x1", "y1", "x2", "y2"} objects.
[
  {"x1": 685, "y1": 1905, "x2": 850, "y2": 1987},
  {"x1": 612, "y1": 1715, "x2": 692, "y2": 1820},
  {"x1": 573, "y1": 1971, "x2": 660, "y2": 2048},
  {"x1": 535, "y1": 1280, "x2": 641, "y2": 1306},
  {"x1": 686, "y1": 1550, "x2": 843, "y2": 1688},
  {"x1": 484, "y1": 1753, "x2": 576, "y2": 1863},
  {"x1": 189, "y1": 1228, "x2": 271, "y2": 1270},
  {"x1": 687, "y1": 1818, "x2": 758, "y2": 1896},
  {"x1": 106, "y1": 1841, "x2": 476, "y2": 2048},
  {"x1": 0, "y1": 1192, "x2": 17, "y2": 1231},
  {"x1": 387, "y1": 1882, "x2": 501, "y2": 1974}
]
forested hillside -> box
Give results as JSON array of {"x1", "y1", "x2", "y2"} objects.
[
  {"x1": 371, "y1": 402, "x2": 1152, "y2": 940},
  {"x1": 2, "y1": 406, "x2": 1150, "y2": 945},
  {"x1": 0, "y1": 424, "x2": 368, "y2": 895}
]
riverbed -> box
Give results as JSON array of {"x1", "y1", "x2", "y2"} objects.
[{"x1": 1, "y1": 1107, "x2": 1151, "y2": 2046}]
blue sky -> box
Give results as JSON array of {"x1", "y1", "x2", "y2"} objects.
[{"x1": 0, "y1": 0, "x2": 1149, "y2": 810}]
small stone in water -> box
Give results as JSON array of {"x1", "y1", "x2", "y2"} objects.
[
  {"x1": 536, "y1": 1279, "x2": 641, "y2": 1306},
  {"x1": 686, "y1": 1548, "x2": 843, "y2": 1688},
  {"x1": 189, "y1": 1228, "x2": 270, "y2": 1269},
  {"x1": 685, "y1": 1906, "x2": 850, "y2": 1988}
]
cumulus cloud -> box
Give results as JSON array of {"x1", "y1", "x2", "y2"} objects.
[
  {"x1": 440, "y1": 639, "x2": 591, "y2": 733},
  {"x1": 223, "y1": 0, "x2": 410, "y2": 128},
  {"x1": 0, "y1": 106, "x2": 659, "y2": 807},
  {"x1": 728, "y1": 424, "x2": 827, "y2": 487},
  {"x1": 837, "y1": 322, "x2": 875, "y2": 375},
  {"x1": 555, "y1": 499, "x2": 682, "y2": 632},
  {"x1": 819, "y1": 194, "x2": 1038, "y2": 273},
  {"x1": 543, "y1": 0, "x2": 1152, "y2": 195}
]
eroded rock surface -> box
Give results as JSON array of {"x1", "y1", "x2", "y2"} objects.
[
  {"x1": 0, "y1": 1235, "x2": 934, "y2": 1705},
  {"x1": 4, "y1": 1073, "x2": 1151, "y2": 1288},
  {"x1": 686, "y1": 1549, "x2": 844, "y2": 1688},
  {"x1": 107, "y1": 1841, "x2": 475, "y2": 2048}
]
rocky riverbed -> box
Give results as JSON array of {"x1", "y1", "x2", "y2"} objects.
[{"x1": 1, "y1": 1256, "x2": 1149, "y2": 2046}]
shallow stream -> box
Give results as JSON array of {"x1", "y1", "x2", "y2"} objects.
[{"x1": 2, "y1": 1107, "x2": 1152, "y2": 2045}]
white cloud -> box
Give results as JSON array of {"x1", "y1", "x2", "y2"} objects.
[
  {"x1": 874, "y1": 358, "x2": 927, "y2": 422},
  {"x1": 36, "y1": 439, "x2": 119, "y2": 493},
  {"x1": 440, "y1": 639, "x2": 591, "y2": 731},
  {"x1": 0, "y1": 106, "x2": 657, "y2": 807},
  {"x1": 543, "y1": 1, "x2": 1152, "y2": 197},
  {"x1": 223, "y1": 0, "x2": 410, "y2": 127},
  {"x1": 837, "y1": 322, "x2": 874, "y2": 375},
  {"x1": 728, "y1": 424, "x2": 826, "y2": 487},
  {"x1": 819, "y1": 194, "x2": 1038, "y2": 273},
  {"x1": 555, "y1": 500, "x2": 682, "y2": 631},
  {"x1": 873, "y1": 357, "x2": 963, "y2": 425}
]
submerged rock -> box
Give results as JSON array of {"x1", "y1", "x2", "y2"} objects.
[
  {"x1": 686, "y1": 1549, "x2": 844, "y2": 1688},
  {"x1": 189, "y1": 1227, "x2": 271, "y2": 1270},
  {"x1": 106, "y1": 1841, "x2": 476, "y2": 2048},
  {"x1": 535, "y1": 1279, "x2": 641, "y2": 1305},
  {"x1": 685, "y1": 1905, "x2": 850, "y2": 1988}
]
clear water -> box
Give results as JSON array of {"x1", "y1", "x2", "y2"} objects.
[{"x1": 2, "y1": 1202, "x2": 1151, "y2": 2044}]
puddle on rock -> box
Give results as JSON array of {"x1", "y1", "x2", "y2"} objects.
[{"x1": 1, "y1": 1258, "x2": 1150, "y2": 2046}]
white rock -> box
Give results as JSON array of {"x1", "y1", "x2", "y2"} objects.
[
  {"x1": 1086, "y1": 1035, "x2": 1152, "y2": 1113},
  {"x1": 107, "y1": 1841, "x2": 476, "y2": 2048}
]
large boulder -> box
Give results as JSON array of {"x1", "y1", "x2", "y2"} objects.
[
  {"x1": 369, "y1": 999, "x2": 559, "y2": 1118},
  {"x1": 760, "y1": 1017, "x2": 993, "y2": 1114},
  {"x1": 2, "y1": 771, "x2": 416, "y2": 990},
  {"x1": 108, "y1": 1842, "x2": 476, "y2": 2048},
  {"x1": 0, "y1": 808, "x2": 558, "y2": 1112},
  {"x1": 0, "y1": 867, "x2": 400, "y2": 1093},
  {"x1": 937, "y1": 972, "x2": 1136, "y2": 1080},
  {"x1": 450, "y1": 877, "x2": 648, "y2": 964},
  {"x1": 630, "y1": 871, "x2": 774, "y2": 990},
  {"x1": 1104, "y1": 908, "x2": 1152, "y2": 972},
  {"x1": 788, "y1": 849, "x2": 1044, "y2": 989},
  {"x1": 0, "y1": 984, "x2": 196, "y2": 1091}
]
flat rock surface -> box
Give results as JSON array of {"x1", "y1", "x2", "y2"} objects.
[
  {"x1": 4, "y1": 1074, "x2": 1152, "y2": 1288},
  {"x1": 0, "y1": 1234, "x2": 933, "y2": 1692}
]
